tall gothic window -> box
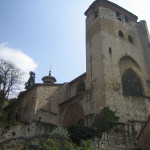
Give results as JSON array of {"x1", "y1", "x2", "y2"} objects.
[{"x1": 122, "y1": 69, "x2": 143, "y2": 96}]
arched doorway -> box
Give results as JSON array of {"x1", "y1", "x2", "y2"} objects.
[{"x1": 62, "y1": 103, "x2": 84, "y2": 126}]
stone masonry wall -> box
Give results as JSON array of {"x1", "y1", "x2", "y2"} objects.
[
  {"x1": 69, "y1": 74, "x2": 86, "y2": 98},
  {"x1": 93, "y1": 121, "x2": 145, "y2": 150},
  {"x1": 0, "y1": 122, "x2": 56, "y2": 150},
  {"x1": 85, "y1": 2, "x2": 150, "y2": 149},
  {"x1": 97, "y1": 6, "x2": 150, "y2": 122},
  {"x1": 34, "y1": 85, "x2": 64, "y2": 125},
  {"x1": 20, "y1": 87, "x2": 37, "y2": 123},
  {"x1": 85, "y1": 3, "x2": 150, "y2": 121}
]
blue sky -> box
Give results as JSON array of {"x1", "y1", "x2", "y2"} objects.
[{"x1": 0, "y1": 0, "x2": 150, "y2": 85}]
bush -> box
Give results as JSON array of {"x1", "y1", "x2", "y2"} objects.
[
  {"x1": 68, "y1": 107, "x2": 119, "y2": 144},
  {"x1": 42, "y1": 107, "x2": 119, "y2": 150},
  {"x1": 67, "y1": 125, "x2": 99, "y2": 144},
  {"x1": 42, "y1": 139, "x2": 93, "y2": 150},
  {"x1": 98, "y1": 107, "x2": 119, "y2": 133},
  {"x1": 0, "y1": 120, "x2": 19, "y2": 129},
  {"x1": 42, "y1": 139, "x2": 59, "y2": 150},
  {"x1": 50, "y1": 126, "x2": 70, "y2": 139}
]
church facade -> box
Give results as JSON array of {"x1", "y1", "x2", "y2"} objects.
[{"x1": 2, "y1": 0, "x2": 150, "y2": 149}]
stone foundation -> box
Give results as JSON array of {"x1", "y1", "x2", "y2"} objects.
[
  {"x1": 0, "y1": 121, "x2": 145, "y2": 150},
  {"x1": 0, "y1": 121, "x2": 56, "y2": 150}
]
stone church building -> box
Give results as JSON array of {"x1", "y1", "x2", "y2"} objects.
[{"x1": 1, "y1": 0, "x2": 150, "y2": 149}]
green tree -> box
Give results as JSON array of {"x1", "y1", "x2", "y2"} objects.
[
  {"x1": 0, "y1": 59, "x2": 24, "y2": 113},
  {"x1": 25, "y1": 71, "x2": 35, "y2": 89},
  {"x1": 42, "y1": 127, "x2": 94, "y2": 150},
  {"x1": 43, "y1": 139, "x2": 59, "y2": 150},
  {"x1": 43, "y1": 139, "x2": 93, "y2": 150}
]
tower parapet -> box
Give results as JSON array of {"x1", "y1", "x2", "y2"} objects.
[{"x1": 85, "y1": 0, "x2": 138, "y2": 22}]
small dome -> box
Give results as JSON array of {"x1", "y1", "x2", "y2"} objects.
[{"x1": 42, "y1": 71, "x2": 56, "y2": 84}]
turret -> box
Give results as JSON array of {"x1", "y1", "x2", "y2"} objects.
[{"x1": 42, "y1": 71, "x2": 56, "y2": 84}]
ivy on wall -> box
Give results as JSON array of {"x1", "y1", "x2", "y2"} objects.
[
  {"x1": 98, "y1": 107, "x2": 119, "y2": 133},
  {"x1": 68, "y1": 107, "x2": 119, "y2": 144},
  {"x1": 68, "y1": 125, "x2": 99, "y2": 144}
]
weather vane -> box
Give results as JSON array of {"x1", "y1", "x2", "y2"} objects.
[{"x1": 49, "y1": 65, "x2": 52, "y2": 76}]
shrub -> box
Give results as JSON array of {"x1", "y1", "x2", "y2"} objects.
[
  {"x1": 50, "y1": 126, "x2": 70, "y2": 139},
  {"x1": 98, "y1": 107, "x2": 119, "y2": 133},
  {"x1": 67, "y1": 125, "x2": 98, "y2": 144},
  {"x1": 68, "y1": 107, "x2": 119, "y2": 144},
  {"x1": 43, "y1": 139, "x2": 93, "y2": 150}
]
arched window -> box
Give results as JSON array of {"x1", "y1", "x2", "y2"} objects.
[
  {"x1": 124, "y1": 16, "x2": 129, "y2": 23},
  {"x1": 128, "y1": 35, "x2": 134, "y2": 43},
  {"x1": 94, "y1": 10, "x2": 98, "y2": 18},
  {"x1": 119, "y1": 30, "x2": 124, "y2": 38},
  {"x1": 76, "y1": 80, "x2": 85, "y2": 94},
  {"x1": 116, "y1": 11, "x2": 121, "y2": 21},
  {"x1": 122, "y1": 69, "x2": 143, "y2": 96}
]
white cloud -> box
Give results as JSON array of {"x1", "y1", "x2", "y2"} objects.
[
  {"x1": 0, "y1": 42, "x2": 38, "y2": 97},
  {"x1": 0, "y1": 42, "x2": 38, "y2": 72}
]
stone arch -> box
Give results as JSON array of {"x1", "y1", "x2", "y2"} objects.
[
  {"x1": 122, "y1": 69, "x2": 143, "y2": 96},
  {"x1": 62, "y1": 103, "x2": 84, "y2": 127},
  {"x1": 119, "y1": 56, "x2": 141, "y2": 76},
  {"x1": 119, "y1": 56, "x2": 144, "y2": 96}
]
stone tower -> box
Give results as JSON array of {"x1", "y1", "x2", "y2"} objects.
[
  {"x1": 85, "y1": 0, "x2": 150, "y2": 123},
  {"x1": 84, "y1": 0, "x2": 150, "y2": 148}
]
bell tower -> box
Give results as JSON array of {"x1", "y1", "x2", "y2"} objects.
[{"x1": 85, "y1": 0, "x2": 150, "y2": 123}]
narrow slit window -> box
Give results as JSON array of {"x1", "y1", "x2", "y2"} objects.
[{"x1": 109, "y1": 48, "x2": 112, "y2": 53}]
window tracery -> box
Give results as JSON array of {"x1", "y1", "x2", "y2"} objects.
[{"x1": 122, "y1": 69, "x2": 143, "y2": 96}]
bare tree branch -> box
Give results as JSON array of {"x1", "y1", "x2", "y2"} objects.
[{"x1": 0, "y1": 59, "x2": 25, "y2": 112}]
